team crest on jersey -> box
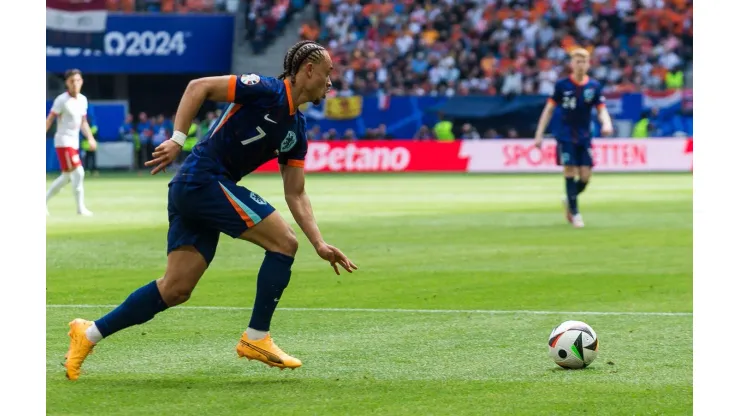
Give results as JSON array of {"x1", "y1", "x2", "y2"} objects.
[
  {"x1": 281, "y1": 131, "x2": 297, "y2": 152},
  {"x1": 584, "y1": 88, "x2": 595, "y2": 102},
  {"x1": 250, "y1": 192, "x2": 267, "y2": 205},
  {"x1": 241, "y1": 74, "x2": 260, "y2": 85}
]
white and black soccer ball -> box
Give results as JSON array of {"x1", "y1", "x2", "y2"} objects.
[{"x1": 548, "y1": 320, "x2": 599, "y2": 369}]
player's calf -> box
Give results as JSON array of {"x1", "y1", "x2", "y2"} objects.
[
  {"x1": 236, "y1": 212, "x2": 300, "y2": 364},
  {"x1": 576, "y1": 166, "x2": 591, "y2": 195},
  {"x1": 64, "y1": 247, "x2": 208, "y2": 380},
  {"x1": 563, "y1": 166, "x2": 579, "y2": 217},
  {"x1": 156, "y1": 246, "x2": 209, "y2": 306},
  {"x1": 239, "y1": 213, "x2": 297, "y2": 336}
]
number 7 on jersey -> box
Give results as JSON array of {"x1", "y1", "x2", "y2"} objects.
[{"x1": 241, "y1": 126, "x2": 266, "y2": 145}]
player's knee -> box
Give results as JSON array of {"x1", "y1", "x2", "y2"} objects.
[
  {"x1": 264, "y1": 226, "x2": 298, "y2": 257},
  {"x1": 276, "y1": 232, "x2": 299, "y2": 257},
  {"x1": 163, "y1": 285, "x2": 193, "y2": 306},
  {"x1": 157, "y1": 275, "x2": 196, "y2": 306}
]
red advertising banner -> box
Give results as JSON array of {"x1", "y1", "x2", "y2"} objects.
[
  {"x1": 255, "y1": 139, "x2": 693, "y2": 173},
  {"x1": 255, "y1": 141, "x2": 468, "y2": 172}
]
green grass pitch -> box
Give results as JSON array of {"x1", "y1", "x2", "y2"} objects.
[{"x1": 46, "y1": 173, "x2": 692, "y2": 415}]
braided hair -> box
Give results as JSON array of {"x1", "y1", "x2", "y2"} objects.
[{"x1": 278, "y1": 41, "x2": 327, "y2": 82}]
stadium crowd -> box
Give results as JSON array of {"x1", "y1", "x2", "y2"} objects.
[
  {"x1": 104, "y1": 0, "x2": 693, "y2": 148},
  {"x1": 244, "y1": 0, "x2": 308, "y2": 53},
  {"x1": 301, "y1": 0, "x2": 692, "y2": 97},
  {"x1": 105, "y1": 0, "x2": 239, "y2": 12}
]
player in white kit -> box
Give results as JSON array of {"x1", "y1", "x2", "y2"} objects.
[{"x1": 45, "y1": 69, "x2": 97, "y2": 216}]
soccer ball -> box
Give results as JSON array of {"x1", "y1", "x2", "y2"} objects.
[{"x1": 548, "y1": 320, "x2": 599, "y2": 369}]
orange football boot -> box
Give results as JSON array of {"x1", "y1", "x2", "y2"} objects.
[
  {"x1": 236, "y1": 333, "x2": 302, "y2": 370},
  {"x1": 64, "y1": 319, "x2": 96, "y2": 380}
]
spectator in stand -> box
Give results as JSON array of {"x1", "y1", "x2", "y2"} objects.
[
  {"x1": 106, "y1": 0, "x2": 234, "y2": 13},
  {"x1": 413, "y1": 125, "x2": 435, "y2": 141},
  {"x1": 160, "y1": 113, "x2": 174, "y2": 136},
  {"x1": 300, "y1": 19, "x2": 321, "y2": 41},
  {"x1": 152, "y1": 115, "x2": 169, "y2": 147},
  {"x1": 200, "y1": 112, "x2": 217, "y2": 138},
  {"x1": 245, "y1": 0, "x2": 301, "y2": 53},
  {"x1": 501, "y1": 67, "x2": 524, "y2": 97},
  {"x1": 376, "y1": 124, "x2": 392, "y2": 139},
  {"x1": 484, "y1": 128, "x2": 503, "y2": 139},
  {"x1": 119, "y1": 113, "x2": 143, "y2": 169},
  {"x1": 460, "y1": 123, "x2": 481, "y2": 140},
  {"x1": 363, "y1": 128, "x2": 378, "y2": 140},
  {"x1": 433, "y1": 113, "x2": 455, "y2": 141},
  {"x1": 137, "y1": 112, "x2": 154, "y2": 166},
  {"x1": 343, "y1": 128, "x2": 358, "y2": 141},
  {"x1": 119, "y1": 113, "x2": 136, "y2": 142},
  {"x1": 307, "y1": 125, "x2": 322, "y2": 140},
  {"x1": 310, "y1": 0, "x2": 692, "y2": 96},
  {"x1": 322, "y1": 128, "x2": 339, "y2": 140},
  {"x1": 631, "y1": 110, "x2": 652, "y2": 138},
  {"x1": 507, "y1": 127, "x2": 520, "y2": 139}
]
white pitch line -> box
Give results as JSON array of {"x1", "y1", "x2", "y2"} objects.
[{"x1": 45, "y1": 304, "x2": 692, "y2": 317}]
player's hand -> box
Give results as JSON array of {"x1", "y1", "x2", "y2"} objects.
[
  {"x1": 315, "y1": 242, "x2": 358, "y2": 275},
  {"x1": 534, "y1": 137, "x2": 543, "y2": 149},
  {"x1": 601, "y1": 125, "x2": 614, "y2": 137},
  {"x1": 88, "y1": 138, "x2": 97, "y2": 151},
  {"x1": 146, "y1": 139, "x2": 182, "y2": 175}
]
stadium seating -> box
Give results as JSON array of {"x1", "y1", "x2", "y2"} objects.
[
  {"x1": 305, "y1": 0, "x2": 693, "y2": 96},
  {"x1": 105, "y1": 0, "x2": 236, "y2": 13}
]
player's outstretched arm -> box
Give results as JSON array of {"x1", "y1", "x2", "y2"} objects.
[
  {"x1": 146, "y1": 75, "x2": 234, "y2": 174},
  {"x1": 534, "y1": 101, "x2": 556, "y2": 149},
  {"x1": 597, "y1": 105, "x2": 614, "y2": 136},
  {"x1": 280, "y1": 164, "x2": 358, "y2": 275}
]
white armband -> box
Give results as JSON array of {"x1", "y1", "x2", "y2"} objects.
[{"x1": 171, "y1": 131, "x2": 187, "y2": 147}]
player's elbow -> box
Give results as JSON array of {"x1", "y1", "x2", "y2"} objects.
[
  {"x1": 186, "y1": 78, "x2": 204, "y2": 94},
  {"x1": 186, "y1": 77, "x2": 213, "y2": 100},
  {"x1": 190, "y1": 76, "x2": 230, "y2": 102},
  {"x1": 284, "y1": 189, "x2": 305, "y2": 204},
  {"x1": 283, "y1": 178, "x2": 306, "y2": 200}
]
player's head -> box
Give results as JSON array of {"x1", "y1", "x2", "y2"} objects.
[
  {"x1": 279, "y1": 41, "x2": 333, "y2": 105},
  {"x1": 64, "y1": 69, "x2": 83, "y2": 96},
  {"x1": 569, "y1": 48, "x2": 590, "y2": 77}
]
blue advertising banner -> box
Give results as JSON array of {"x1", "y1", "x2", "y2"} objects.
[
  {"x1": 46, "y1": 14, "x2": 234, "y2": 74},
  {"x1": 306, "y1": 91, "x2": 690, "y2": 139},
  {"x1": 303, "y1": 96, "x2": 446, "y2": 139}
]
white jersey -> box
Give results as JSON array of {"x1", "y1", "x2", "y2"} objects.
[{"x1": 51, "y1": 92, "x2": 88, "y2": 149}]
